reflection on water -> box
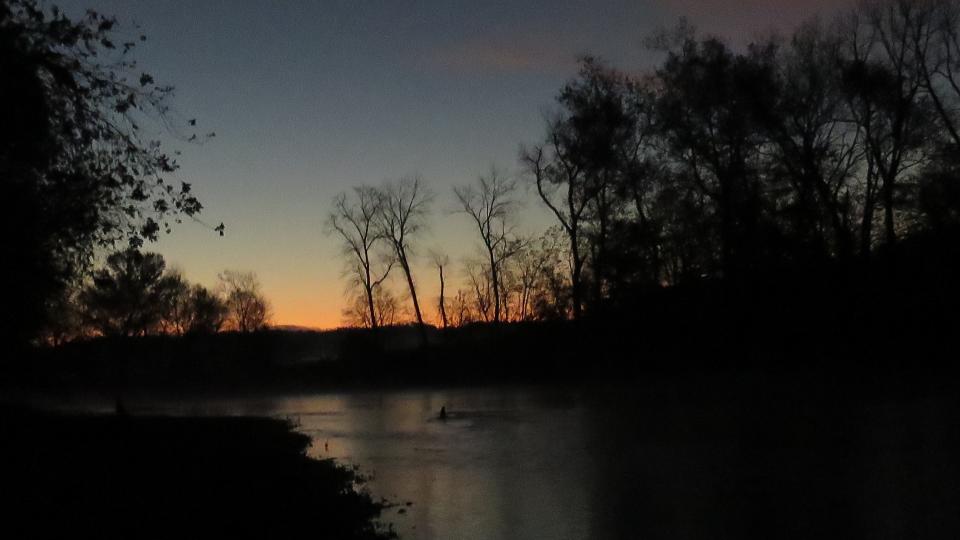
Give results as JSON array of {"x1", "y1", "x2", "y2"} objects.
[
  {"x1": 35, "y1": 380, "x2": 960, "y2": 540},
  {"x1": 266, "y1": 389, "x2": 595, "y2": 540}
]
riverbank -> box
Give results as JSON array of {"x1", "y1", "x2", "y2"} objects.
[{"x1": 0, "y1": 406, "x2": 396, "y2": 539}]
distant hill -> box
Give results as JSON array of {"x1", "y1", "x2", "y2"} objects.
[{"x1": 270, "y1": 325, "x2": 326, "y2": 333}]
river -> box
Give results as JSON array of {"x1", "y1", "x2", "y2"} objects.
[{"x1": 35, "y1": 378, "x2": 960, "y2": 539}]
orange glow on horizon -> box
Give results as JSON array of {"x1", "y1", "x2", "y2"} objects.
[{"x1": 270, "y1": 302, "x2": 344, "y2": 331}]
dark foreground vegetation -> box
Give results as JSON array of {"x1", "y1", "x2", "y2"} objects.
[{"x1": 0, "y1": 406, "x2": 396, "y2": 539}]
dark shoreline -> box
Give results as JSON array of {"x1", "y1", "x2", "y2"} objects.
[{"x1": 0, "y1": 406, "x2": 397, "y2": 539}]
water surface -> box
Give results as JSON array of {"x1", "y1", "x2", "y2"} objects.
[{"x1": 39, "y1": 379, "x2": 960, "y2": 539}]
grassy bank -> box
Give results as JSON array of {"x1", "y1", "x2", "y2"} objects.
[{"x1": 0, "y1": 407, "x2": 396, "y2": 539}]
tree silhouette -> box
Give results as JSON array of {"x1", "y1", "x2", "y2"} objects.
[
  {"x1": 761, "y1": 22, "x2": 860, "y2": 261},
  {"x1": 218, "y1": 270, "x2": 271, "y2": 332},
  {"x1": 164, "y1": 278, "x2": 228, "y2": 335},
  {"x1": 523, "y1": 123, "x2": 591, "y2": 319},
  {"x1": 913, "y1": 0, "x2": 960, "y2": 149},
  {"x1": 327, "y1": 0, "x2": 960, "y2": 327},
  {"x1": 80, "y1": 249, "x2": 182, "y2": 337},
  {"x1": 655, "y1": 37, "x2": 778, "y2": 278},
  {"x1": 454, "y1": 170, "x2": 521, "y2": 323},
  {"x1": 462, "y1": 256, "x2": 493, "y2": 322},
  {"x1": 327, "y1": 187, "x2": 393, "y2": 329},
  {"x1": 186, "y1": 285, "x2": 230, "y2": 334},
  {"x1": 1, "y1": 0, "x2": 218, "y2": 347},
  {"x1": 840, "y1": 1, "x2": 934, "y2": 249},
  {"x1": 510, "y1": 229, "x2": 567, "y2": 321},
  {"x1": 430, "y1": 251, "x2": 450, "y2": 328},
  {"x1": 376, "y1": 175, "x2": 432, "y2": 338}
]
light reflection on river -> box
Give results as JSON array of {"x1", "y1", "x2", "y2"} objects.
[{"x1": 256, "y1": 388, "x2": 594, "y2": 540}]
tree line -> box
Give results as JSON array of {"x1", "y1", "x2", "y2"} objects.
[
  {"x1": 42, "y1": 249, "x2": 271, "y2": 345},
  {"x1": 7, "y1": 0, "x2": 960, "y2": 345},
  {"x1": 330, "y1": 0, "x2": 960, "y2": 328}
]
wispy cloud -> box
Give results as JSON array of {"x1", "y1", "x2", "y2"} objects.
[
  {"x1": 659, "y1": 0, "x2": 851, "y2": 40},
  {"x1": 422, "y1": 1, "x2": 848, "y2": 75},
  {"x1": 425, "y1": 34, "x2": 582, "y2": 75}
]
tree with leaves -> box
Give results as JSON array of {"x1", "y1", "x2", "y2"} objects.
[
  {"x1": 80, "y1": 249, "x2": 182, "y2": 337},
  {"x1": 1, "y1": 0, "x2": 220, "y2": 347}
]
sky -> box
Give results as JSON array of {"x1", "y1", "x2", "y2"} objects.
[{"x1": 61, "y1": 0, "x2": 846, "y2": 329}]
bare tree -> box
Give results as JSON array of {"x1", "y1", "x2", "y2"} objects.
[
  {"x1": 327, "y1": 187, "x2": 393, "y2": 328},
  {"x1": 218, "y1": 270, "x2": 271, "y2": 332},
  {"x1": 342, "y1": 286, "x2": 401, "y2": 328},
  {"x1": 451, "y1": 289, "x2": 473, "y2": 327},
  {"x1": 462, "y1": 257, "x2": 493, "y2": 322},
  {"x1": 764, "y1": 21, "x2": 863, "y2": 260},
  {"x1": 374, "y1": 287, "x2": 401, "y2": 327},
  {"x1": 910, "y1": 0, "x2": 960, "y2": 148},
  {"x1": 376, "y1": 175, "x2": 432, "y2": 336},
  {"x1": 511, "y1": 230, "x2": 566, "y2": 321},
  {"x1": 430, "y1": 250, "x2": 450, "y2": 328},
  {"x1": 165, "y1": 282, "x2": 228, "y2": 335},
  {"x1": 841, "y1": 1, "x2": 935, "y2": 248},
  {"x1": 454, "y1": 169, "x2": 521, "y2": 323},
  {"x1": 159, "y1": 269, "x2": 192, "y2": 335},
  {"x1": 522, "y1": 136, "x2": 590, "y2": 319}
]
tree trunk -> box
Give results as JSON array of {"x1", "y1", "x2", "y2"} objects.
[
  {"x1": 365, "y1": 285, "x2": 378, "y2": 329},
  {"x1": 813, "y1": 176, "x2": 852, "y2": 260},
  {"x1": 488, "y1": 247, "x2": 501, "y2": 323},
  {"x1": 860, "y1": 164, "x2": 876, "y2": 258},
  {"x1": 592, "y1": 194, "x2": 609, "y2": 310},
  {"x1": 882, "y1": 174, "x2": 896, "y2": 247},
  {"x1": 718, "y1": 175, "x2": 735, "y2": 278},
  {"x1": 569, "y1": 231, "x2": 583, "y2": 320},
  {"x1": 437, "y1": 264, "x2": 448, "y2": 328},
  {"x1": 363, "y1": 261, "x2": 378, "y2": 329},
  {"x1": 396, "y1": 250, "x2": 422, "y2": 323},
  {"x1": 397, "y1": 248, "x2": 426, "y2": 344}
]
